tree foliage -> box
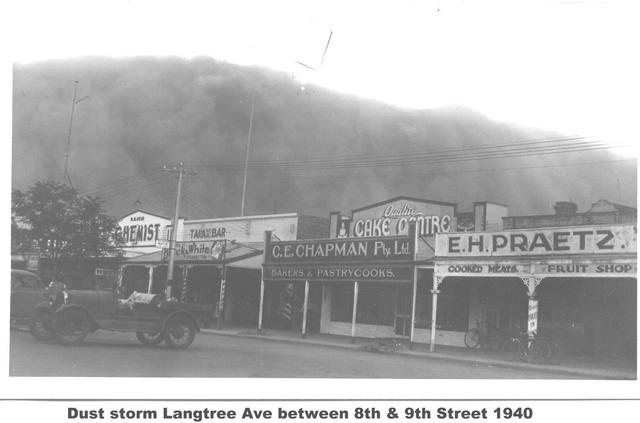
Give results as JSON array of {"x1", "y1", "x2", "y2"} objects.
[{"x1": 12, "y1": 181, "x2": 122, "y2": 260}]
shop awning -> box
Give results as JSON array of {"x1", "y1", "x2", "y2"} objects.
[{"x1": 124, "y1": 240, "x2": 264, "y2": 267}]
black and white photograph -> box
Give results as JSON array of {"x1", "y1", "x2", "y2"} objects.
[{"x1": 3, "y1": 0, "x2": 639, "y2": 400}]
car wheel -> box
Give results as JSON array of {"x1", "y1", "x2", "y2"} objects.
[
  {"x1": 136, "y1": 332, "x2": 163, "y2": 346},
  {"x1": 52, "y1": 309, "x2": 90, "y2": 345},
  {"x1": 29, "y1": 309, "x2": 53, "y2": 341},
  {"x1": 163, "y1": 315, "x2": 196, "y2": 349}
]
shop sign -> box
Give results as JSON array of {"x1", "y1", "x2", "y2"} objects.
[
  {"x1": 265, "y1": 236, "x2": 414, "y2": 264},
  {"x1": 435, "y1": 262, "x2": 529, "y2": 277},
  {"x1": 182, "y1": 216, "x2": 299, "y2": 243},
  {"x1": 532, "y1": 262, "x2": 636, "y2": 276},
  {"x1": 94, "y1": 268, "x2": 121, "y2": 277},
  {"x1": 162, "y1": 240, "x2": 225, "y2": 261},
  {"x1": 185, "y1": 225, "x2": 227, "y2": 240},
  {"x1": 263, "y1": 265, "x2": 413, "y2": 283},
  {"x1": 350, "y1": 198, "x2": 454, "y2": 238},
  {"x1": 528, "y1": 299, "x2": 538, "y2": 336},
  {"x1": 116, "y1": 211, "x2": 170, "y2": 247},
  {"x1": 436, "y1": 225, "x2": 637, "y2": 257}
]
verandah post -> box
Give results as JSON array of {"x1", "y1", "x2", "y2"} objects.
[
  {"x1": 301, "y1": 280, "x2": 310, "y2": 338},
  {"x1": 410, "y1": 268, "x2": 418, "y2": 348},
  {"x1": 216, "y1": 263, "x2": 227, "y2": 329},
  {"x1": 146, "y1": 265, "x2": 154, "y2": 294},
  {"x1": 430, "y1": 274, "x2": 441, "y2": 353},
  {"x1": 258, "y1": 231, "x2": 271, "y2": 334},
  {"x1": 409, "y1": 222, "x2": 419, "y2": 349},
  {"x1": 258, "y1": 277, "x2": 265, "y2": 334},
  {"x1": 351, "y1": 281, "x2": 359, "y2": 343}
]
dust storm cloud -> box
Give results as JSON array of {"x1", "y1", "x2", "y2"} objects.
[{"x1": 12, "y1": 57, "x2": 637, "y2": 219}]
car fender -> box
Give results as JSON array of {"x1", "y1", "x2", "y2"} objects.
[
  {"x1": 160, "y1": 310, "x2": 201, "y2": 332},
  {"x1": 54, "y1": 304, "x2": 99, "y2": 331}
]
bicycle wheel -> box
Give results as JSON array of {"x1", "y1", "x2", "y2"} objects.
[
  {"x1": 547, "y1": 341, "x2": 562, "y2": 365},
  {"x1": 529, "y1": 339, "x2": 548, "y2": 364},
  {"x1": 464, "y1": 329, "x2": 481, "y2": 348},
  {"x1": 502, "y1": 339, "x2": 520, "y2": 361}
]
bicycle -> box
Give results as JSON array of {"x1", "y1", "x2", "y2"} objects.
[
  {"x1": 530, "y1": 337, "x2": 562, "y2": 365},
  {"x1": 502, "y1": 325, "x2": 562, "y2": 365},
  {"x1": 464, "y1": 319, "x2": 505, "y2": 350}
]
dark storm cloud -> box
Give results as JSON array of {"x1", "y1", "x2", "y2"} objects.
[{"x1": 12, "y1": 57, "x2": 637, "y2": 219}]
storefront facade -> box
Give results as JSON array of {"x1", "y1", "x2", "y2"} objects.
[
  {"x1": 432, "y1": 224, "x2": 637, "y2": 359},
  {"x1": 323, "y1": 197, "x2": 457, "y2": 341},
  {"x1": 257, "y1": 196, "x2": 509, "y2": 342},
  {"x1": 261, "y1": 229, "x2": 417, "y2": 340},
  {"x1": 321, "y1": 197, "x2": 507, "y2": 343},
  {"x1": 120, "y1": 213, "x2": 328, "y2": 328}
]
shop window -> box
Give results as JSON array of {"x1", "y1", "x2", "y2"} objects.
[
  {"x1": 414, "y1": 278, "x2": 470, "y2": 331},
  {"x1": 436, "y1": 295, "x2": 469, "y2": 331},
  {"x1": 356, "y1": 283, "x2": 395, "y2": 326},
  {"x1": 330, "y1": 284, "x2": 354, "y2": 323}
]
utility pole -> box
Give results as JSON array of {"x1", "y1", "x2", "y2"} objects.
[
  {"x1": 63, "y1": 80, "x2": 89, "y2": 188},
  {"x1": 163, "y1": 162, "x2": 197, "y2": 300},
  {"x1": 240, "y1": 93, "x2": 255, "y2": 216}
]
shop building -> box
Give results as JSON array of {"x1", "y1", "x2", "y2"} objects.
[
  {"x1": 119, "y1": 213, "x2": 328, "y2": 328},
  {"x1": 261, "y1": 196, "x2": 508, "y2": 344},
  {"x1": 503, "y1": 199, "x2": 637, "y2": 229},
  {"x1": 259, "y1": 197, "x2": 637, "y2": 361},
  {"x1": 432, "y1": 223, "x2": 637, "y2": 360}
]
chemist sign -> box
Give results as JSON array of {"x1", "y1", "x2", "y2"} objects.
[{"x1": 116, "y1": 210, "x2": 171, "y2": 247}]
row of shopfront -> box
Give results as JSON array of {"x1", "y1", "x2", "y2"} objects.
[{"x1": 116, "y1": 197, "x2": 637, "y2": 361}]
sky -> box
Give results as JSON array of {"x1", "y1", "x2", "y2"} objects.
[{"x1": 4, "y1": 0, "x2": 640, "y2": 151}]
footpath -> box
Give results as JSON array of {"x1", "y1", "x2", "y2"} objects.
[{"x1": 201, "y1": 326, "x2": 636, "y2": 380}]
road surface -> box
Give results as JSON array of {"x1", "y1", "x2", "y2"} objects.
[{"x1": 10, "y1": 329, "x2": 583, "y2": 378}]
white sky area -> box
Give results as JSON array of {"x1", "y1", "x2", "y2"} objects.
[{"x1": 4, "y1": 0, "x2": 640, "y2": 150}]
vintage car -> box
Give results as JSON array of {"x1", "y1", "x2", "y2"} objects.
[
  {"x1": 11, "y1": 269, "x2": 47, "y2": 325},
  {"x1": 30, "y1": 285, "x2": 212, "y2": 349}
]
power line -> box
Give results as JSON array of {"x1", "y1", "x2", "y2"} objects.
[
  {"x1": 77, "y1": 167, "x2": 164, "y2": 196},
  {"x1": 90, "y1": 174, "x2": 170, "y2": 201},
  {"x1": 181, "y1": 185, "x2": 212, "y2": 218},
  {"x1": 227, "y1": 158, "x2": 637, "y2": 181},
  {"x1": 94, "y1": 173, "x2": 172, "y2": 201},
  {"x1": 193, "y1": 139, "x2": 626, "y2": 173},
  {"x1": 193, "y1": 135, "x2": 597, "y2": 169}
]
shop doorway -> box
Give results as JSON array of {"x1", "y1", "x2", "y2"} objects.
[
  {"x1": 394, "y1": 284, "x2": 413, "y2": 336},
  {"x1": 472, "y1": 278, "x2": 528, "y2": 334},
  {"x1": 228, "y1": 267, "x2": 261, "y2": 327},
  {"x1": 263, "y1": 282, "x2": 322, "y2": 333},
  {"x1": 537, "y1": 277, "x2": 636, "y2": 361},
  {"x1": 435, "y1": 277, "x2": 528, "y2": 334}
]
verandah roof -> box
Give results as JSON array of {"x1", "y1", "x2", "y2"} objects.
[{"x1": 124, "y1": 241, "x2": 263, "y2": 269}]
